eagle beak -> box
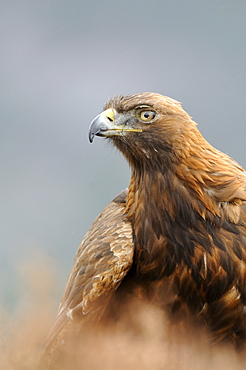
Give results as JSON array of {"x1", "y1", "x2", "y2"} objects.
[
  {"x1": 88, "y1": 108, "x2": 142, "y2": 143},
  {"x1": 89, "y1": 109, "x2": 116, "y2": 143}
]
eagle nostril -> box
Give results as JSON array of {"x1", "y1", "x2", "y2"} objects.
[{"x1": 106, "y1": 115, "x2": 114, "y2": 122}]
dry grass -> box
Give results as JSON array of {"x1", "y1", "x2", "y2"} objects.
[
  {"x1": 1, "y1": 250, "x2": 246, "y2": 370},
  {"x1": 0, "y1": 250, "x2": 58, "y2": 370}
]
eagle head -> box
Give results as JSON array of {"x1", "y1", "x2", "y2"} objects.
[{"x1": 88, "y1": 92, "x2": 198, "y2": 169}]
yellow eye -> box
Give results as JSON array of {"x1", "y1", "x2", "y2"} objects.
[{"x1": 137, "y1": 110, "x2": 156, "y2": 122}]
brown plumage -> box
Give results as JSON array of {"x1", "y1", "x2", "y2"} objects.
[{"x1": 41, "y1": 92, "x2": 246, "y2": 367}]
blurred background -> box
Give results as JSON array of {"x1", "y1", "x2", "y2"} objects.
[{"x1": 1, "y1": 0, "x2": 246, "y2": 311}]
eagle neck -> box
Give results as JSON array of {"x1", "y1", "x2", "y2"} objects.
[
  {"x1": 125, "y1": 166, "x2": 200, "y2": 278},
  {"x1": 126, "y1": 166, "x2": 198, "y2": 230}
]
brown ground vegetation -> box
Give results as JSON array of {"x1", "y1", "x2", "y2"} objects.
[{"x1": 1, "y1": 250, "x2": 246, "y2": 370}]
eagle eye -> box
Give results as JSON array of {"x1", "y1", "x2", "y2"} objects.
[{"x1": 137, "y1": 110, "x2": 156, "y2": 122}]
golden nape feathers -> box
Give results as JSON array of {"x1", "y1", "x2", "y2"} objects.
[{"x1": 40, "y1": 93, "x2": 246, "y2": 369}]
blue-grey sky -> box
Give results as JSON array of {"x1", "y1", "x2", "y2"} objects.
[{"x1": 1, "y1": 0, "x2": 246, "y2": 305}]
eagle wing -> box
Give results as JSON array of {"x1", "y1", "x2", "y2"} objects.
[{"x1": 43, "y1": 189, "x2": 134, "y2": 355}]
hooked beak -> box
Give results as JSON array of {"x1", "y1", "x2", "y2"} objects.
[{"x1": 88, "y1": 108, "x2": 142, "y2": 143}]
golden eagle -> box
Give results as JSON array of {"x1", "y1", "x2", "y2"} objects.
[{"x1": 41, "y1": 93, "x2": 246, "y2": 367}]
